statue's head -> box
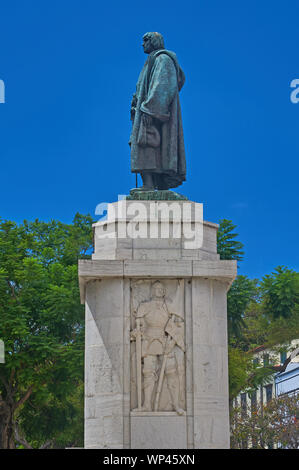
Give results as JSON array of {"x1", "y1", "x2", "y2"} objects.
[
  {"x1": 142, "y1": 32, "x2": 165, "y2": 54},
  {"x1": 151, "y1": 281, "x2": 165, "y2": 299}
]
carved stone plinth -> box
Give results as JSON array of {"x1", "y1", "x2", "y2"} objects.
[
  {"x1": 131, "y1": 412, "x2": 187, "y2": 449},
  {"x1": 79, "y1": 199, "x2": 236, "y2": 449}
]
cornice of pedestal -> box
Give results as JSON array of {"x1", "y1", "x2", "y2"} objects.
[{"x1": 78, "y1": 259, "x2": 237, "y2": 304}]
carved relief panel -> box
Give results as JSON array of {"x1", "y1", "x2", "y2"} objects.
[{"x1": 130, "y1": 279, "x2": 186, "y2": 414}]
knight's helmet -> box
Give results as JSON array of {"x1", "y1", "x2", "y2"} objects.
[{"x1": 151, "y1": 280, "x2": 165, "y2": 298}]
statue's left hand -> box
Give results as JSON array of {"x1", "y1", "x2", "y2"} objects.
[
  {"x1": 165, "y1": 337, "x2": 176, "y2": 355},
  {"x1": 130, "y1": 329, "x2": 139, "y2": 341}
]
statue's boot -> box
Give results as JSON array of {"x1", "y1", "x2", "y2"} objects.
[
  {"x1": 132, "y1": 376, "x2": 155, "y2": 412},
  {"x1": 134, "y1": 172, "x2": 155, "y2": 191},
  {"x1": 166, "y1": 371, "x2": 184, "y2": 415}
]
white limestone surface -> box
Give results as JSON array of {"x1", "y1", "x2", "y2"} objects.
[{"x1": 80, "y1": 200, "x2": 237, "y2": 449}]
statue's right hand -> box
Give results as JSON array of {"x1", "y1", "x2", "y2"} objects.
[
  {"x1": 130, "y1": 107, "x2": 136, "y2": 121},
  {"x1": 130, "y1": 328, "x2": 142, "y2": 341},
  {"x1": 130, "y1": 329, "x2": 137, "y2": 341},
  {"x1": 131, "y1": 94, "x2": 137, "y2": 107}
]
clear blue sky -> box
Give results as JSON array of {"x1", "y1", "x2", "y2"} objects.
[{"x1": 0, "y1": 0, "x2": 298, "y2": 279}]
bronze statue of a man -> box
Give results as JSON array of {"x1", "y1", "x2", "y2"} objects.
[{"x1": 130, "y1": 32, "x2": 186, "y2": 191}]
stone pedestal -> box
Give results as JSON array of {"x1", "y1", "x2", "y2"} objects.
[{"x1": 79, "y1": 199, "x2": 236, "y2": 449}]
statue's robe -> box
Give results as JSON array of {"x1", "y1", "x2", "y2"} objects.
[{"x1": 130, "y1": 49, "x2": 186, "y2": 190}]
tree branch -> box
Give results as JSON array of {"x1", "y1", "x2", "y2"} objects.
[
  {"x1": 277, "y1": 346, "x2": 299, "y2": 373},
  {"x1": 8, "y1": 369, "x2": 15, "y2": 393},
  {"x1": 14, "y1": 385, "x2": 33, "y2": 410},
  {"x1": 40, "y1": 440, "x2": 53, "y2": 449},
  {"x1": 6, "y1": 280, "x2": 18, "y2": 301},
  {"x1": 14, "y1": 422, "x2": 32, "y2": 449}
]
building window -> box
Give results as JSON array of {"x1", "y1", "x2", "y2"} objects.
[
  {"x1": 263, "y1": 354, "x2": 269, "y2": 366},
  {"x1": 250, "y1": 390, "x2": 257, "y2": 412},
  {"x1": 265, "y1": 384, "x2": 273, "y2": 403},
  {"x1": 241, "y1": 393, "x2": 247, "y2": 415}
]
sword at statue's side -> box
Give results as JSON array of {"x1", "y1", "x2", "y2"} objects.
[{"x1": 135, "y1": 318, "x2": 142, "y2": 410}]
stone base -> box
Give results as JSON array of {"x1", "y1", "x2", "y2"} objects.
[
  {"x1": 79, "y1": 199, "x2": 237, "y2": 449},
  {"x1": 131, "y1": 414, "x2": 187, "y2": 449},
  {"x1": 126, "y1": 188, "x2": 188, "y2": 200}
]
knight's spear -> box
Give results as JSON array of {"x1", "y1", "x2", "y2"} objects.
[{"x1": 135, "y1": 318, "x2": 142, "y2": 410}]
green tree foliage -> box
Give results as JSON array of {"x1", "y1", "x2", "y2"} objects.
[
  {"x1": 228, "y1": 344, "x2": 275, "y2": 401},
  {"x1": 229, "y1": 265, "x2": 299, "y2": 447},
  {"x1": 217, "y1": 219, "x2": 257, "y2": 342},
  {"x1": 217, "y1": 219, "x2": 268, "y2": 398},
  {"x1": 227, "y1": 269, "x2": 299, "y2": 399},
  {"x1": 265, "y1": 315, "x2": 299, "y2": 350},
  {"x1": 261, "y1": 266, "x2": 299, "y2": 320},
  {"x1": 228, "y1": 282, "x2": 299, "y2": 400},
  {"x1": 217, "y1": 221, "x2": 299, "y2": 400},
  {"x1": 0, "y1": 214, "x2": 93, "y2": 448},
  {"x1": 227, "y1": 276, "x2": 258, "y2": 339},
  {"x1": 233, "y1": 302, "x2": 269, "y2": 351},
  {"x1": 228, "y1": 347, "x2": 252, "y2": 400},
  {"x1": 217, "y1": 219, "x2": 244, "y2": 262}
]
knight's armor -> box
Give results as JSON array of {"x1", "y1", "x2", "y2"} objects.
[
  {"x1": 135, "y1": 298, "x2": 184, "y2": 414},
  {"x1": 137, "y1": 299, "x2": 169, "y2": 357}
]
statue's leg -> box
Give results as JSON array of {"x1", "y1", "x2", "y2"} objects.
[
  {"x1": 142, "y1": 355, "x2": 157, "y2": 411},
  {"x1": 141, "y1": 172, "x2": 154, "y2": 190},
  {"x1": 165, "y1": 354, "x2": 184, "y2": 415},
  {"x1": 156, "y1": 175, "x2": 168, "y2": 190},
  {"x1": 132, "y1": 172, "x2": 155, "y2": 192}
]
